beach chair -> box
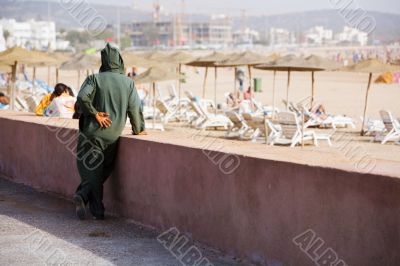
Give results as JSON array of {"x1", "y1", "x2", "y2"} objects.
[
  {"x1": 379, "y1": 110, "x2": 400, "y2": 144},
  {"x1": 24, "y1": 95, "x2": 39, "y2": 113},
  {"x1": 189, "y1": 101, "x2": 231, "y2": 130},
  {"x1": 15, "y1": 96, "x2": 29, "y2": 112},
  {"x1": 242, "y1": 113, "x2": 267, "y2": 143},
  {"x1": 155, "y1": 99, "x2": 179, "y2": 124},
  {"x1": 271, "y1": 112, "x2": 332, "y2": 147},
  {"x1": 361, "y1": 116, "x2": 385, "y2": 136},
  {"x1": 185, "y1": 90, "x2": 215, "y2": 110},
  {"x1": 225, "y1": 111, "x2": 250, "y2": 138},
  {"x1": 297, "y1": 103, "x2": 355, "y2": 129}
]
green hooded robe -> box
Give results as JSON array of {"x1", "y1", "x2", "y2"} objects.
[{"x1": 75, "y1": 44, "x2": 144, "y2": 218}]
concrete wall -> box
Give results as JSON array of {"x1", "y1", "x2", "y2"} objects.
[{"x1": 0, "y1": 116, "x2": 399, "y2": 266}]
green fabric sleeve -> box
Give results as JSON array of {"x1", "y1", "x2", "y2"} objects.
[
  {"x1": 77, "y1": 76, "x2": 98, "y2": 117},
  {"x1": 127, "y1": 82, "x2": 145, "y2": 135}
]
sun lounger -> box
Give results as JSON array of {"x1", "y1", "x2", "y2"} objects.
[
  {"x1": 297, "y1": 103, "x2": 355, "y2": 129},
  {"x1": 189, "y1": 101, "x2": 231, "y2": 130},
  {"x1": 271, "y1": 112, "x2": 332, "y2": 147},
  {"x1": 242, "y1": 113, "x2": 267, "y2": 143},
  {"x1": 225, "y1": 111, "x2": 250, "y2": 138},
  {"x1": 378, "y1": 110, "x2": 400, "y2": 144},
  {"x1": 155, "y1": 99, "x2": 179, "y2": 124},
  {"x1": 361, "y1": 116, "x2": 385, "y2": 136},
  {"x1": 24, "y1": 96, "x2": 39, "y2": 113},
  {"x1": 15, "y1": 96, "x2": 29, "y2": 112}
]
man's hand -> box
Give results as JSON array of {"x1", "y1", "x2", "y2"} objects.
[{"x1": 95, "y1": 112, "x2": 112, "y2": 128}]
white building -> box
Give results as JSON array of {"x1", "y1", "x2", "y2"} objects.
[
  {"x1": 305, "y1": 26, "x2": 333, "y2": 46},
  {"x1": 0, "y1": 19, "x2": 56, "y2": 51},
  {"x1": 269, "y1": 28, "x2": 296, "y2": 47},
  {"x1": 233, "y1": 27, "x2": 260, "y2": 48},
  {"x1": 335, "y1": 26, "x2": 368, "y2": 46}
]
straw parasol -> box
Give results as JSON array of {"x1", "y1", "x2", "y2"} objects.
[
  {"x1": 60, "y1": 53, "x2": 100, "y2": 89},
  {"x1": 163, "y1": 51, "x2": 197, "y2": 109},
  {"x1": 140, "y1": 51, "x2": 168, "y2": 62},
  {"x1": 216, "y1": 51, "x2": 278, "y2": 94},
  {"x1": 0, "y1": 63, "x2": 11, "y2": 73},
  {"x1": 255, "y1": 55, "x2": 325, "y2": 113},
  {"x1": 305, "y1": 55, "x2": 342, "y2": 107},
  {"x1": 186, "y1": 52, "x2": 231, "y2": 113},
  {"x1": 26, "y1": 52, "x2": 71, "y2": 91},
  {"x1": 122, "y1": 51, "x2": 161, "y2": 68},
  {"x1": 0, "y1": 47, "x2": 57, "y2": 109},
  {"x1": 338, "y1": 59, "x2": 400, "y2": 135},
  {"x1": 134, "y1": 66, "x2": 183, "y2": 129}
]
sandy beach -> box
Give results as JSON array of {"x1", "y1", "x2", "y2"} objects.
[{"x1": 25, "y1": 64, "x2": 400, "y2": 120}]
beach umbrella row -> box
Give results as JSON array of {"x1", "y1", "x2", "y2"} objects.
[
  {"x1": 186, "y1": 52, "x2": 231, "y2": 114},
  {"x1": 255, "y1": 55, "x2": 325, "y2": 115},
  {"x1": 0, "y1": 47, "x2": 57, "y2": 110},
  {"x1": 134, "y1": 66, "x2": 183, "y2": 129},
  {"x1": 339, "y1": 59, "x2": 400, "y2": 135},
  {"x1": 60, "y1": 53, "x2": 100, "y2": 89}
]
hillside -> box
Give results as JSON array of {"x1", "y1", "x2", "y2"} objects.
[{"x1": 0, "y1": 0, "x2": 399, "y2": 43}]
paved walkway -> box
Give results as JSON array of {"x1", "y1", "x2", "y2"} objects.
[{"x1": 0, "y1": 177, "x2": 247, "y2": 266}]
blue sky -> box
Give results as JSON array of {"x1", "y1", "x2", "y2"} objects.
[{"x1": 90, "y1": 0, "x2": 400, "y2": 15}]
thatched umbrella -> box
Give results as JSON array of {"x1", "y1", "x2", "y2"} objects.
[
  {"x1": 217, "y1": 51, "x2": 278, "y2": 93},
  {"x1": 0, "y1": 63, "x2": 11, "y2": 73},
  {"x1": 255, "y1": 55, "x2": 325, "y2": 113},
  {"x1": 305, "y1": 55, "x2": 342, "y2": 107},
  {"x1": 27, "y1": 52, "x2": 71, "y2": 94},
  {"x1": 134, "y1": 66, "x2": 183, "y2": 129},
  {"x1": 60, "y1": 54, "x2": 100, "y2": 89},
  {"x1": 338, "y1": 59, "x2": 400, "y2": 135},
  {"x1": 122, "y1": 51, "x2": 161, "y2": 68},
  {"x1": 186, "y1": 52, "x2": 231, "y2": 113},
  {"x1": 163, "y1": 51, "x2": 197, "y2": 109},
  {"x1": 0, "y1": 47, "x2": 57, "y2": 110},
  {"x1": 140, "y1": 51, "x2": 168, "y2": 62}
]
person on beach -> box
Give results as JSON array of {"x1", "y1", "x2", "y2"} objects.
[
  {"x1": 0, "y1": 92, "x2": 10, "y2": 109},
  {"x1": 35, "y1": 83, "x2": 72, "y2": 116},
  {"x1": 73, "y1": 43, "x2": 146, "y2": 220},
  {"x1": 236, "y1": 68, "x2": 245, "y2": 92}
]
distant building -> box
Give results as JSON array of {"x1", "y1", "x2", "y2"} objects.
[
  {"x1": 127, "y1": 15, "x2": 233, "y2": 49},
  {"x1": 233, "y1": 27, "x2": 260, "y2": 48},
  {"x1": 304, "y1": 26, "x2": 333, "y2": 46},
  {"x1": 335, "y1": 26, "x2": 368, "y2": 46},
  {"x1": 0, "y1": 19, "x2": 56, "y2": 51},
  {"x1": 269, "y1": 28, "x2": 296, "y2": 47}
]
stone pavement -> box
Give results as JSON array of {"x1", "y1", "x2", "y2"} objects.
[{"x1": 0, "y1": 177, "x2": 249, "y2": 266}]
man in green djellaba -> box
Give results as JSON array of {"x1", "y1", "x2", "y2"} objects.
[{"x1": 73, "y1": 43, "x2": 146, "y2": 220}]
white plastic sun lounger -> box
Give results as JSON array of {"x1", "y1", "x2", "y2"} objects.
[
  {"x1": 271, "y1": 112, "x2": 332, "y2": 147},
  {"x1": 189, "y1": 101, "x2": 231, "y2": 130},
  {"x1": 225, "y1": 111, "x2": 250, "y2": 138},
  {"x1": 297, "y1": 103, "x2": 355, "y2": 129},
  {"x1": 379, "y1": 110, "x2": 400, "y2": 144}
]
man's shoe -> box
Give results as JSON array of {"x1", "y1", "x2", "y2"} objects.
[{"x1": 73, "y1": 194, "x2": 86, "y2": 220}]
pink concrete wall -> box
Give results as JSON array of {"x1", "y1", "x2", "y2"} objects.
[{"x1": 1, "y1": 116, "x2": 400, "y2": 266}]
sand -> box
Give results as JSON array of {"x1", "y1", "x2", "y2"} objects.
[{"x1": 25, "y1": 64, "x2": 400, "y2": 120}]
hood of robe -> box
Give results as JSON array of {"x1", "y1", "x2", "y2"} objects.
[{"x1": 99, "y1": 43, "x2": 125, "y2": 74}]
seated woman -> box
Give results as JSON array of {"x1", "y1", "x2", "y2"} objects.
[
  {"x1": 44, "y1": 85, "x2": 76, "y2": 118},
  {"x1": 36, "y1": 83, "x2": 70, "y2": 116}
]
